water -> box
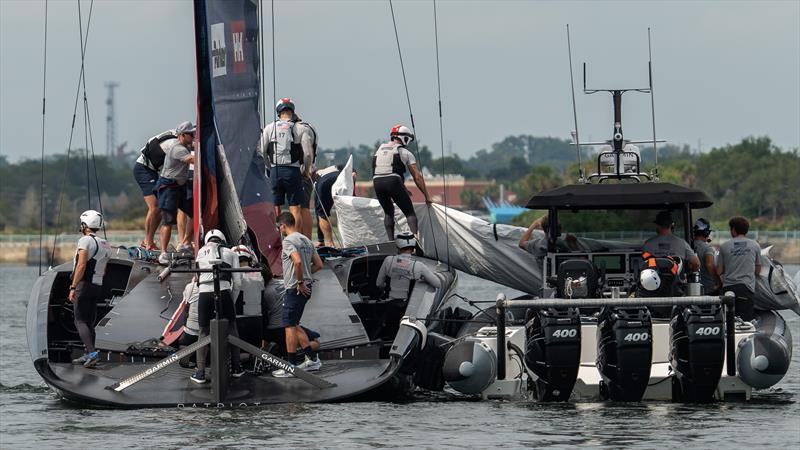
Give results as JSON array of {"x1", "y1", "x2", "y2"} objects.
[{"x1": 1, "y1": 264, "x2": 799, "y2": 449}]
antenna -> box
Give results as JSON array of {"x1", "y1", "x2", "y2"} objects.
[
  {"x1": 566, "y1": 25, "x2": 584, "y2": 182},
  {"x1": 647, "y1": 28, "x2": 659, "y2": 181},
  {"x1": 104, "y1": 81, "x2": 119, "y2": 158}
]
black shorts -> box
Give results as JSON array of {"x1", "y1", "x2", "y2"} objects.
[
  {"x1": 302, "y1": 176, "x2": 313, "y2": 208},
  {"x1": 722, "y1": 284, "x2": 755, "y2": 321},
  {"x1": 73, "y1": 281, "x2": 101, "y2": 324},
  {"x1": 197, "y1": 290, "x2": 237, "y2": 328},
  {"x1": 314, "y1": 171, "x2": 339, "y2": 219},
  {"x1": 282, "y1": 287, "x2": 310, "y2": 326},
  {"x1": 133, "y1": 163, "x2": 159, "y2": 197},
  {"x1": 263, "y1": 326, "x2": 320, "y2": 355},
  {"x1": 373, "y1": 175, "x2": 415, "y2": 219},
  {"x1": 270, "y1": 166, "x2": 305, "y2": 207},
  {"x1": 157, "y1": 185, "x2": 192, "y2": 225}
]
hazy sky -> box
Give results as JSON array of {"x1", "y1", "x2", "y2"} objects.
[{"x1": 1, "y1": 0, "x2": 798, "y2": 164}]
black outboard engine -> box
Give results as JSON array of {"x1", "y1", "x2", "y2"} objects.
[
  {"x1": 670, "y1": 304, "x2": 725, "y2": 402},
  {"x1": 596, "y1": 307, "x2": 653, "y2": 401},
  {"x1": 524, "y1": 307, "x2": 582, "y2": 401}
]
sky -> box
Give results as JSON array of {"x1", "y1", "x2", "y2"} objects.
[{"x1": 1, "y1": 0, "x2": 798, "y2": 164}]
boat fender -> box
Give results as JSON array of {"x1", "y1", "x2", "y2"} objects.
[
  {"x1": 737, "y1": 310, "x2": 793, "y2": 389},
  {"x1": 442, "y1": 340, "x2": 497, "y2": 394}
]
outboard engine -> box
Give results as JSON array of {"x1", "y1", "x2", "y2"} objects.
[
  {"x1": 524, "y1": 307, "x2": 581, "y2": 401},
  {"x1": 670, "y1": 304, "x2": 725, "y2": 402},
  {"x1": 597, "y1": 307, "x2": 653, "y2": 401},
  {"x1": 442, "y1": 340, "x2": 496, "y2": 395},
  {"x1": 737, "y1": 310, "x2": 793, "y2": 389}
]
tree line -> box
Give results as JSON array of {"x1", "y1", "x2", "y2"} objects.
[{"x1": 1, "y1": 135, "x2": 797, "y2": 233}]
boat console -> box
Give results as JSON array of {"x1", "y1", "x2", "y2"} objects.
[{"x1": 545, "y1": 250, "x2": 644, "y2": 297}]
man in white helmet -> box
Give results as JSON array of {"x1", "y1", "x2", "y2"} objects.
[
  {"x1": 376, "y1": 232, "x2": 441, "y2": 302},
  {"x1": 191, "y1": 229, "x2": 244, "y2": 384},
  {"x1": 68, "y1": 210, "x2": 111, "y2": 368},
  {"x1": 259, "y1": 98, "x2": 317, "y2": 238},
  {"x1": 372, "y1": 124, "x2": 432, "y2": 240}
]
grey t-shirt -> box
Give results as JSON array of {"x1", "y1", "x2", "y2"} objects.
[
  {"x1": 693, "y1": 239, "x2": 717, "y2": 292},
  {"x1": 642, "y1": 234, "x2": 697, "y2": 261},
  {"x1": 160, "y1": 141, "x2": 192, "y2": 185},
  {"x1": 376, "y1": 254, "x2": 441, "y2": 300},
  {"x1": 717, "y1": 236, "x2": 761, "y2": 291},
  {"x1": 281, "y1": 232, "x2": 317, "y2": 289}
]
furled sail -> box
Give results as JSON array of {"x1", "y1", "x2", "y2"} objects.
[{"x1": 194, "y1": 0, "x2": 281, "y2": 274}]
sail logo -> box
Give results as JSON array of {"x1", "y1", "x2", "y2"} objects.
[
  {"x1": 231, "y1": 21, "x2": 246, "y2": 74},
  {"x1": 211, "y1": 23, "x2": 227, "y2": 78}
]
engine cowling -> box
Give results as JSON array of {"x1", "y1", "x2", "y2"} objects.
[
  {"x1": 596, "y1": 306, "x2": 653, "y2": 401},
  {"x1": 670, "y1": 304, "x2": 725, "y2": 402},
  {"x1": 524, "y1": 307, "x2": 581, "y2": 401}
]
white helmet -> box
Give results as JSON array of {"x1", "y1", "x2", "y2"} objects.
[
  {"x1": 639, "y1": 268, "x2": 662, "y2": 292},
  {"x1": 396, "y1": 232, "x2": 417, "y2": 250},
  {"x1": 390, "y1": 124, "x2": 414, "y2": 146},
  {"x1": 232, "y1": 245, "x2": 254, "y2": 262},
  {"x1": 204, "y1": 229, "x2": 226, "y2": 245},
  {"x1": 79, "y1": 210, "x2": 103, "y2": 230}
]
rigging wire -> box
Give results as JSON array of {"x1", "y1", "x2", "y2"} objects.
[
  {"x1": 50, "y1": 0, "x2": 95, "y2": 265},
  {"x1": 388, "y1": 0, "x2": 439, "y2": 259},
  {"x1": 566, "y1": 24, "x2": 584, "y2": 183},
  {"x1": 38, "y1": 0, "x2": 49, "y2": 275},
  {"x1": 270, "y1": 0, "x2": 277, "y2": 137},
  {"x1": 432, "y1": 0, "x2": 450, "y2": 267},
  {"x1": 258, "y1": 0, "x2": 266, "y2": 128}
]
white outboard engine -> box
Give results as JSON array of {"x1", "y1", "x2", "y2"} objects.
[
  {"x1": 442, "y1": 340, "x2": 497, "y2": 394},
  {"x1": 670, "y1": 305, "x2": 725, "y2": 402},
  {"x1": 737, "y1": 310, "x2": 793, "y2": 389},
  {"x1": 524, "y1": 307, "x2": 582, "y2": 401},
  {"x1": 596, "y1": 307, "x2": 653, "y2": 401}
]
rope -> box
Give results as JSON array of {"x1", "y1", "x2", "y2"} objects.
[
  {"x1": 38, "y1": 0, "x2": 48, "y2": 275},
  {"x1": 50, "y1": 0, "x2": 95, "y2": 264},
  {"x1": 388, "y1": 0, "x2": 439, "y2": 259},
  {"x1": 432, "y1": 0, "x2": 450, "y2": 267}
]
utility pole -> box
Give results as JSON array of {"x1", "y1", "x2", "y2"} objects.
[{"x1": 105, "y1": 82, "x2": 119, "y2": 158}]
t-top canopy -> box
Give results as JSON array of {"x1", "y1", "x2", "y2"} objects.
[{"x1": 525, "y1": 182, "x2": 713, "y2": 210}]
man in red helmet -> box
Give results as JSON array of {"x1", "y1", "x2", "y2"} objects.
[
  {"x1": 259, "y1": 98, "x2": 317, "y2": 234},
  {"x1": 372, "y1": 124, "x2": 431, "y2": 240}
]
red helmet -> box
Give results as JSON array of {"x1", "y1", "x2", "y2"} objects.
[
  {"x1": 276, "y1": 98, "x2": 295, "y2": 114},
  {"x1": 390, "y1": 124, "x2": 414, "y2": 146}
]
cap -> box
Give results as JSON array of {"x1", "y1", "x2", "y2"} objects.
[
  {"x1": 176, "y1": 121, "x2": 196, "y2": 135},
  {"x1": 654, "y1": 211, "x2": 674, "y2": 227},
  {"x1": 693, "y1": 218, "x2": 712, "y2": 235}
]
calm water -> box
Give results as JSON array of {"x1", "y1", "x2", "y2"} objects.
[{"x1": 1, "y1": 264, "x2": 799, "y2": 449}]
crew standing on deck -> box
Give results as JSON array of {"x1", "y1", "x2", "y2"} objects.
[
  {"x1": 642, "y1": 211, "x2": 700, "y2": 272},
  {"x1": 260, "y1": 98, "x2": 316, "y2": 237},
  {"x1": 692, "y1": 218, "x2": 721, "y2": 294},
  {"x1": 376, "y1": 232, "x2": 441, "y2": 300},
  {"x1": 68, "y1": 210, "x2": 111, "y2": 368},
  {"x1": 373, "y1": 124, "x2": 432, "y2": 240},
  {"x1": 273, "y1": 212, "x2": 324, "y2": 377},
  {"x1": 133, "y1": 129, "x2": 177, "y2": 250},
  {"x1": 191, "y1": 229, "x2": 244, "y2": 384},
  {"x1": 313, "y1": 165, "x2": 342, "y2": 247},
  {"x1": 717, "y1": 216, "x2": 761, "y2": 321},
  {"x1": 155, "y1": 121, "x2": 196, "y2": 264}
]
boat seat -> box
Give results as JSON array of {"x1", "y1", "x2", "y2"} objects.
[{"x1": 556, "y1": 259, "x2": 599, "y2": 299}]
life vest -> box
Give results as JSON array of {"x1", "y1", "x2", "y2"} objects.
[
  {"x1": 72, "y1": 234, "x2": 109, "y2": 285},
  {"x1": 297, "y1": 120, "x2": 318, "y2": 165},
  {"x1": 197, "y1": 243, "x2": 233, "y2": 285},
  {"x1": 372, "y1": 142, "x2": 407, "y2": 179},
  {"x1": 266, "y1": 120, "x2": 304, "y2": 166},
  {"x1": 140, "y1": 130, "x2": 177, "y2": 171},
  {"x1": 642, "y1": 251, "x2": 678, "y2": 276},
  {"x1": 385, "y1": 255, "x2": 417, "y2": 300}
]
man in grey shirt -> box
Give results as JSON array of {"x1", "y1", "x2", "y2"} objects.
[
  {"x1": 642, "y1": 211, "x2": 700, "y2": 272},
  {"x1": 155, "y1": 121, "x2": 195, "y2": 263},
  {"x1": 692, "y1": 218, "x2": 721, "y2": 294},
  {"x1": 376, "y1": 232, "x2": 441, "y2": 300},
  {"x1": 273, "y1": 212, "x2": 323, "y2": 377},
  {"x1": 717, "y1": 216, "x2": 761, "y2": 320}
]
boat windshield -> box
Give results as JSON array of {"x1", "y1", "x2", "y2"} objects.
[{"x1": 558, "y1": 208, "x2": 688, "y2": 247}]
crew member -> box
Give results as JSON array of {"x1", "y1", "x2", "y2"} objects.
[
  {"x1": 519, "y1": 214, "x2": 552, "y2": 277},
  {"x1": 258, "y1": 275, "x2": 322, "y2": 365},
  {"x1": 642, "y1": 211, "x2": 700, "y2": 272},
  {"x1": 376, "y1": 232, "x2": 441, "y2": 300},
  {"x1": 133, "y1": 129, "x2": 177, "y2": 250},
  {"x1": 178, "y1": 276, "x2": 200, "y2": 368},
  {"x1": 313, "y1": 165, "x2": 342, "y2": 247},
  {"x1": 68, "y1": 210, "x2": 111, "y2": 368},
  {"x1": 372, "y1": 124, "x2": 431, "y2": 240},
  {"x1": 272, "y1": 212, "x2": 324, "y2": 377},
  {"x1": 156, "y1": 121, "x2": 195, "y2": 265},
  {"x1": 717, "y1": 216, "x2": 761, "y2": 321},
  {"x1": 259, "y1": 98, "x2": 316, "y2": 237},
  {"x1": 191, "y1": 229, "x2": 244, "y2": 384},
  {"x1": 692, "y1": 218, "x2": 721, "y2": 294}
]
